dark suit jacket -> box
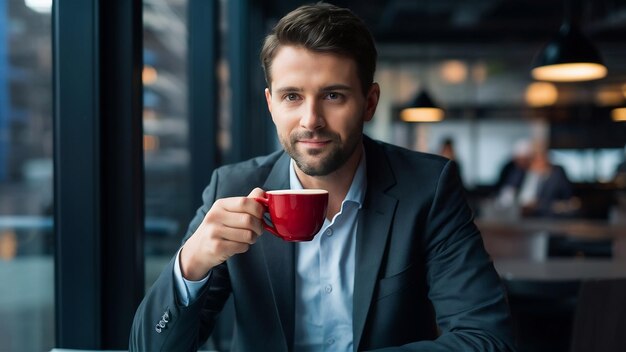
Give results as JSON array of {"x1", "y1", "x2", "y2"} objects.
[{"x1": 130, "y1": 137, "x2": 515, "y2": 351}]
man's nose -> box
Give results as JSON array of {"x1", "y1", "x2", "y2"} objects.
[{"x1": 300, "y1": 100, "x2": 325, "y2": 131}]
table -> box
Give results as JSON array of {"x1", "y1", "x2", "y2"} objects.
[
  {"x1": 476, "y1": 218, "x2": 626, "y2": 240},
  {"x1": 476, "y1": 218, "x2": 626, "y2": 260},
  {"x1": 494, "y1": 258, "x2": 626, "y2": 282}
]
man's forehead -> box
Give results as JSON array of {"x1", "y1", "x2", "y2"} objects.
[{"x1": 269, "y1": 46, "x2": 359, "y2": 90}]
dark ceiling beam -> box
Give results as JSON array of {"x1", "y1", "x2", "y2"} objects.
[
  {"x1": 264, "y1": 0, "x2": 626, "y2": 45},
  {"x1": 374, "y1": 26, "x2": 556, "y2": 45}
]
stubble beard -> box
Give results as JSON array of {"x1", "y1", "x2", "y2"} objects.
[{"x1": 281, "y1": 129, "x2": 361, "y2": 177}]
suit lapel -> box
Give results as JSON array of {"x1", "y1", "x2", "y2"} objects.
[
  {"x1": 260, "y1": 152, "x2": 295, "y2": 352},
  {"x1": 353, "y1": 138, "x2": 398, "y2": 351}
]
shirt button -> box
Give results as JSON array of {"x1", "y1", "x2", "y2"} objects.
[
  {"x1": 327, "y1": 338, "x2": 335, "y2": 345},
  {"x1": 324, "y1": 284, "x2": 333, "y2": 293},
  {"x1": 325, "y1": 228, "x2": 333, "y2": 236}
]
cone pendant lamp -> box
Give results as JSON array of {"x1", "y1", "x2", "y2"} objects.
[
  {"x1": 531, "y1": 0, "x2": 607, "y2": 82},
  {"x1": 400, "y1": 90, "x2": 444, "y2": 122}
]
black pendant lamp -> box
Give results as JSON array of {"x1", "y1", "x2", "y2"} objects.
[
  {"x1": 400, "y1": 90, "x2": 444, "y2": 122},
  {"x1": 531, "y1": 0, "x2": 607, "y2": 82}
]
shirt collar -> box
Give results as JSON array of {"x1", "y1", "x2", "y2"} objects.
[{"x1": 289, "y1": 147, "x2": 367, "y2": 209}]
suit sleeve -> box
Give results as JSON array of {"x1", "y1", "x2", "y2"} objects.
[
  {"x1": 369, "y1": 160, "x2": 516, "y2": 351},
  {"x1": 129, "y1": 170, "x2": 233, "y2": 351}
]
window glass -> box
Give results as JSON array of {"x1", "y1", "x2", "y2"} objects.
[
  {"x1": 143, "y1": 0, "x2": 191, "y2": 288},
  {"x1": 0, "y1": 0, "x2": 54, "y2": 350},
  {"x1": 550, "y1": 149, "x2": 625, "y2": 183}
]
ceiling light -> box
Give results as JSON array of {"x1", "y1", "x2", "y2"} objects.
[
  {"x1": 400, "y1": 90, "x2": 445, "y2": 122},
  {"x1": 471, "y1": 61, "x2": 488, "y2": 85},
  {"x1": 525, "y1": 82, "x2": 558, "y2": 107},
  {"x1": 595, "y1": 88, "x2": 624, "y2": 106},
  {"x1": 612, "y1": 107, "x2": 626, "y2": 122},
  {"x1": 531, "y1": 22, "x2": 607, "y2": 82},
  {"x1": 441, "y1": 60, "x2": 467, "y2": 84}
]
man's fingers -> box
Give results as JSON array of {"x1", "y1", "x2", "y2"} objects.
[
  {"x1": 219, "y1": 190, "x2": 265, "y2": 220},
  {"x1": 213, "y1": 205, "x2": 263, "y2": 235},
  {"x1": 247, "y1": 187, "x2": 265, "y2": 199},
  {"x1": 216, "y1": 223, "x2": 260, "y2": 244},
  {"x1": 208, "y1": 237, "x2": 251, "y2": 257},
  {"x1": 247, "y1": 187, "x2": 266, "y2": 219},
  {"x1": 247, "y1": 187, "x2": 267, "y2": 223},
  {"x1": 184, "y1": 190, "x2": 269, "y2": 276}
]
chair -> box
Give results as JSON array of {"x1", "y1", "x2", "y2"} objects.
[{"x1": 570, "y1": 278, "x2": 626, "y2": 352}]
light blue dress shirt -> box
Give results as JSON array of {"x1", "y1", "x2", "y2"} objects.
[
  {"x1": 173, "y1": 151, "x2": 367, "y2": 352},
  {"x1": 291, "y1": 155, "x2": 366, "y2": 352},
  {"x1": 174, "y1": 248, "x2": 209, "y2": 306}
]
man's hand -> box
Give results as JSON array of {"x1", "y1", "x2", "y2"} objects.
[{"x1": 179, "y1": 188, "x2": 265, "y2": 281}]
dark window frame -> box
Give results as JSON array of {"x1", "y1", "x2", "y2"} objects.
[{"x1": 53, "y1": 0, "x2": 144, "y2": 348}]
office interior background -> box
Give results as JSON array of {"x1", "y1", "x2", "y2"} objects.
[{"x1": 0, "y1": 0, "x2": 625, "y2": 351}]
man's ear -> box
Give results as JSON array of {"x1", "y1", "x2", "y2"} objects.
[
  {"x1": 364, "y1": 83, "x2": 380, "y2": 122},
  {"x1": 265, "y1": 88, "x2": 273, "y2": 114}
]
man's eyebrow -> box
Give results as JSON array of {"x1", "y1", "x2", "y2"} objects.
[
  {"x1": 273, "y1": 84, "x2": 353, "y2": 94},
  {"x1": 274, "y1": 86, "x2": 303, "y2": 94},
  {"x1": 320, "y1": 84, "x2": 352, "y2": 92}
]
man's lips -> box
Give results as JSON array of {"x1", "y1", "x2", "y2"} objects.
[{"x1": 297, "y1": 139, "x2": 330, "y2": 147}]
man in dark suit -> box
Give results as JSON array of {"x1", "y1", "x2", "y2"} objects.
[{"x1": 130, "y1": 3, "x2": 515, "y2": 351}]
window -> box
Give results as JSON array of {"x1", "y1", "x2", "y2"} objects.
[
  {"x1": 0, "y1": 0, "x2": 54, "y2": 350},
  {"x1": 143, "y1": 0, "x2": 191, "y2": 288}
]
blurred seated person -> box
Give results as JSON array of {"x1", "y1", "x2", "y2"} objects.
[
  {"x1": 614, "y1": 146, "x2": 626, "y2": 190},
  {"x1": 612, "y1": 146, "x2": 626, "y2": 222},
  {"x1": 439, "y1": 137, "x2": 457, "y2": 161},
  {"x1": 495, "y1": 139, "x2": 531, "y2": 193},
  {"x1": 438, "y1": 137, "x2": 465, "y2": 186},
  {"x1": 499, "y1": 142, "x2": 579, "y2": 217}
]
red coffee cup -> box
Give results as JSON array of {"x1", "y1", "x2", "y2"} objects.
[{"x1": 255, "y1": 189, "x2": 329, "y2": 242}]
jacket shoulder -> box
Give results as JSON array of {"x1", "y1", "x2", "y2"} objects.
[
  {"x1": 371, "y1": 138, "x2": 450, "y2": 172},
  {"x1": 212, "y1": 150, "x2": 284, "y2": 195},
  {"x1": 365, "y1": 138, "x2": 459, "y2": 198}
]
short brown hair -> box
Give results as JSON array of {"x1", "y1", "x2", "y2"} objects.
[{"x1": 260, "y1": 2, "x2": 377, "y2": 95}]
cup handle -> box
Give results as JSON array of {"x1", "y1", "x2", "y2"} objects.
[{"x1": 254, "y1": 197, "x2": 282, "y2": 238}]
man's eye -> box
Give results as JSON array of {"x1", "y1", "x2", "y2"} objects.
[
  {"x1": 285, "y1": 93, "x2": 298, "y2": 101},
  {"x1": 326, "y1": 92, "x2": 341, "y2": 100}
]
